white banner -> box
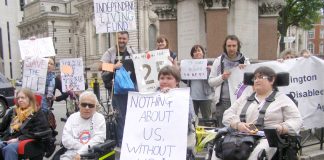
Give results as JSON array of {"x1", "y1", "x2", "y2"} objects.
[
  {"x1": 18, "y1": 37, "x2": 55, "y2": 60},
  {"x1": 60, "y1": 58, "x2": 85, "y2": 92},
  {"x1": 228, "y1": 56, "x2": 324, "y2": 129},
  {"x1": 93, "y1": 0, "x2": 136, "y2": 33},
  {"x1": 121, "y1": 88, "x2": 190, "y2": 160},
  {"x1": 22, "y1": 57, "x2": 48, "y2": 94},
  {"x1": 133, "y1": 49, "x2": 172, "y2": 92},
  {"x1": 180, "y1": 59, "x2": 208, "y2": 80}
]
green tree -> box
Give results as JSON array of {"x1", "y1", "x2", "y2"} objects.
[{"x1": 278, "y1": 0, "x2": 324, "y2": 52}]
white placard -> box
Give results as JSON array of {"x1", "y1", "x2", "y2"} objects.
[
  {"x1": 93, "y1": 0, "x2": 136, "y2": 33},
  {"x1": 22, "y1": 57, "x2": 49, "y2": 94},
  {"x1": 121, "y1": 88, "x2": 190, "y2": 160},
  {"x1": 180, "y1": 59, "x2": 208, "y2": 80},
  {"x1": 133, "y1": 49, "x2": 172, "y2": 92},
  {"x1": 60, "y1": 58, "x2": 85, "y2": 92},
  {"x1": 18, "y1": 37, "x2": 55, "y2": 60},
  {"x1": 228, "y1": 56, "x2": 324, "y2": 129}
]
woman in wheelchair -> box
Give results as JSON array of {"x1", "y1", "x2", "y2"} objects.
[
  {"x1": 0, "y1": 88, "x2": 50, "y2": 160},
  {"x1": 212, "y1": 66, "x2": 302, "y2": 160}
]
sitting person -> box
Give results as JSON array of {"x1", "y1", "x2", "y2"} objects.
[
  {"x1": 0, "y1": 88, "x2": 50, "y2": 160},
  {"x1": 157, "y1": 65, "x2": 196, "y2": 156},
  {"x1": 60, "y1": 91, "x2": 106, "y2": 160},
  {"x1": 212, "y1": 66, "x2": 302, "y2": 160}
]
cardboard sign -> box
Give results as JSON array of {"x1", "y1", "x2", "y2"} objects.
[
  {"x1": 102, "y1": 63, "x2": 114, "y2": 72},
  {"x1": 180, "y1": 59, "x2": 208, "y2": 80},
  {"x1": 22, "y1": 57, "x2": 48, "y2": 94},
  {"x1": 18, "y1": 37, "x2": 55, "y2": 60},
  {"x1": 121, "y1": 88, "x2": 190, "y2": 160},
  {"x1": 60, "y1": 58, "x2": 85, "y2": 92},
  {"x1": 93, "y1": 0, "x2": 137, "y2": 33},
  {"x1": 133, "y1": 49, "x2": 172, "y2": 92}
]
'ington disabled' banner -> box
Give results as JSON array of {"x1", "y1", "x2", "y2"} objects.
[
  {"x1": 121, "y1": 88, "x2": 190, "y2": 160},
  {"x1": 228, "y1": 56, "x2": 324, "y2": 129}
]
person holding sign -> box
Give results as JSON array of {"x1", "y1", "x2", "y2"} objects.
[
  {"x1": 60, "y1": 91, "x2": 106, "y2": 160},
  {"x1": 99, "y1": 31, "x2": 137, "y2": 147},
  {"x1": 157, "y1": 65, "x2": 196, "y2": 157},
  {"x1": 40, "y1": 57, "x2": 56, "y2": 113},
  {"x1": 156, "y1": 35, "x2": 177, "y2": 60},
  {"x1": 209, "y1": 35, "x2": 249, "y2": 127},
  {"x1": 184, "y1": 45, "x2": 214, "y2": 119}
]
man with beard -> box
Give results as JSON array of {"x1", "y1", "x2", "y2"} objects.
[
  {"x1": 208, "y1": 35, "x2": 249, "y2": 127},
  {"x1": 99, "y1": 31, "x2": 137, "y2": 147}
]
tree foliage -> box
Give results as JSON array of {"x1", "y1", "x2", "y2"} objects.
[{"x1": 278, "y1": 0, "x2": 324, "y2": 52}]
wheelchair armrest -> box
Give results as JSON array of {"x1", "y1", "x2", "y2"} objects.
[
  {"x1": 264, "y1": 128, "x2": 292, "y2": 148},
  {"x1": 34, "y1": 129, "x2": 52, "y2": 138},
  {"x1": 91, "y1": 139, "x2": 116, "y2": 153}
]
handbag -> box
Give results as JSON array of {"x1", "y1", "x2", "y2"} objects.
[{"x1": 114, "y1": 66, "x2": 135, "y2": 94}]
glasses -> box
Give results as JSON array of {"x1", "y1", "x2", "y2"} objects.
[
  {"x1": 80, "y1": 103, "x2": 96, "y2": 109},
  {"x1": 252, "y1": 75, "x2": 269, "y2": 82}
]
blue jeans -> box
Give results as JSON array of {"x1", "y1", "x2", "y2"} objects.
[
  {"x1": 112, "y1": 94, "x2": 128, "y2": 147},
  {"x1": 0, "y1": 141, "x2": 19, "y2": 160}
]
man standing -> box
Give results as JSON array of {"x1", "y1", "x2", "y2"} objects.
[
  {"x1": 60, "y1": 91, "x2": 106, "y2": 160},
  {"x1": 208, "y1": 35, "x2": 249, "y2": 127},
  {"x1": 99, "y1": 31, "x2": 137, "y2": 147}
]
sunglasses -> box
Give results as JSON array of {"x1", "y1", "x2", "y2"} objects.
[{"x1": 80, "y1": 103, "x2": 96, "y2": 109}]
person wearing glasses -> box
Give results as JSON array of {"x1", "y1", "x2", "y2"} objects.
[
  {"x1": 60, "y1": 91, "x2": 106, "y2": 160},
  {"x1": 212, "y1": 66, "x2": 302, "y2": 160}
]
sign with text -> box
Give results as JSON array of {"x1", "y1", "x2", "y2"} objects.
[
  {"x1": 228, "y1": 56, "x2": 324, "y2": 129},
  {"x1": 60, "y1": 58, "x2": 85, "y2": 92},
  {"x1": 18, "y1": 37, "x2": 55, "y2": 60},
  {"x1": 93, "y1": 0, "x2": 136, "y2": 33},
  {"x1": 121, "y1": 88, "x2": 190, "y2": 160},
  {"x1": 180, "y1": 59, "x2": 208, "y2": 80},
  {"x1": 133, "y1": 49, "x2": 172, "y2": 92},
  {"x1": 22, "y1": 57, "x2": 48, "y2": 94}
]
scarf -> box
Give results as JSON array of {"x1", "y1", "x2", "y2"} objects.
[{"x1": 10, "y1": 106, "x2": 34, "y2": 132}]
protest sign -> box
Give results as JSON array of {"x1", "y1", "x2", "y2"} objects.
[
  {"x1": 121, "y1": 88, "x2": 190, "y2": 160},
  {"x1": 228, "y1": 56, "x2": 324, "y2": 129},
  {"x1": 93, "y1": 0, "x2": 136, "y2": 33},
  {"x1": 180, "y1": 59, "x2": 208, "y2": 80},
  {"x1": 133, "y1": 49, "x2": 172, "y2": 92},
  {"x1": 60, "y1": 58, "x2": 85, "y2": 92},
  {"x1": 18, "y1": 37, "x2": 55, "y2": 60},
  {"x1": 22, "y1": 57, "x2": 48, "y2": 94},
  {"x1": 102, "y1": 62, "x2": 114, "y2": 72}
]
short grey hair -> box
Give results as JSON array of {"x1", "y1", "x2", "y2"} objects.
[{"x1": 79, "y1": 91, "x2": 99, "y2": 106}]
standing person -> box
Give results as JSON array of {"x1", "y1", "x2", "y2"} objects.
[
  {"x1": 99, "y1": 31, "x2": 137, "y2": 147},
  {"x1": 156, "y1": 35, "x2": 177, "y2": 60},
  {"x1": 208, "y1": 35, "x2": 249, "y2": 127},
  {"x1": 185, "y1": 45, "x2": 214, "y2": 119},
  {"x1": 41, "y1": 57, "x2": 56, "y2": 113}
]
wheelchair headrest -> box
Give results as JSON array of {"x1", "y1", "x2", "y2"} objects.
[{"x1": 243, "y1": 72, "x2": 289, "y2": 86}]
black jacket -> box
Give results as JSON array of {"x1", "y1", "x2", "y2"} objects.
[{"x1": 0, "y1": 108, "x2": 50, "y2": 141}]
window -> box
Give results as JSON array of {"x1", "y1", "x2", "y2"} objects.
[
  {"x1": 5, "y1": 0, "x2": 7, "y2": 6},
  {"x1": 69, "y1": 29, "x2": 71, "y2": 33},
  {"x1": 69, "y1": 49, "x2": 72, "y2": 54},
  {"x1": 20, "y1": 0, "x2": 24, "y2": 11},
  {"x1": 149, "y1": 24, "x2": 157, "y2": 51},
  {"x1": 321, "y1": 29, "x2": 324, "y2": 39},
  {"x1": 320, "y1": 42, "x2": 324, "y2": 54},
  {"x1": 308, "y1": 30, "x2": 314, "y2": 39},
  {"x1": 55, "y1": 49, "x2": 57, "y2": 54},
  {"x1": 308, "y1": 42, "x2": 314, "y2": 54},
  {"x1": 9, "y1": 62, "x2": 12, "y2": 79},
  {"x1": 51, "y1": 6, "x2": 59, "y2": 12},
  {"x1": 69, "y1": 37, "x2": 71, "y2": 43},
  {"x1": 54, "y1": 37, "x2": 57, "y2": 42}
]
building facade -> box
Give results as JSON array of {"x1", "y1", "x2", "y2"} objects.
[
  {"x1": 306, "y1": 15, "x2": 324, "y2": 55},
  {"x1": 0, "y1": 0, "x2": 24, "y2": 79}
]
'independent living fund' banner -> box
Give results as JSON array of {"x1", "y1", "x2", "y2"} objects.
[
  {"x1": 228, "y1": 56, "x2": 324, "y2": 129},
  {"x1": 121, "y1": 88, "x2": 190, "y2": 160},
  {"x1": 93, "y1": 0, "x2": 136, "y2": 33}
]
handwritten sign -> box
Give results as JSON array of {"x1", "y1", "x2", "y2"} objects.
[
  {"x1": 93, "y1": 0, "x2": 136, "y2": 33},
  {"x1": 18, "y1": 37, "x2": 55, "y2": 60},
  {"x1": 133, "y1": 49, "x2": 172, "y2": 92},
  {"x1": 180, "y1": 59, "x2": 208, "y2": 80},
  {"x1": 121, "y1": 88, "x2": 190, "y2": 160},
  {"x1": 22, "y1": 57, "x2": 48, "y2": 94},
  {"x1": 228, "y1": 56, "x2": 324, "y2": 129},
  {"x1": 60, "y1": 58, "x2": 85, "y2": 92},
  {"x1": 102, "y1": 63, "x2": 114, "y2": 72}
]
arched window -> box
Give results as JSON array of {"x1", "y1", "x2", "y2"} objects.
[{"x1": 149, "y1": 24, "x2": 157, "y2": 51}]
